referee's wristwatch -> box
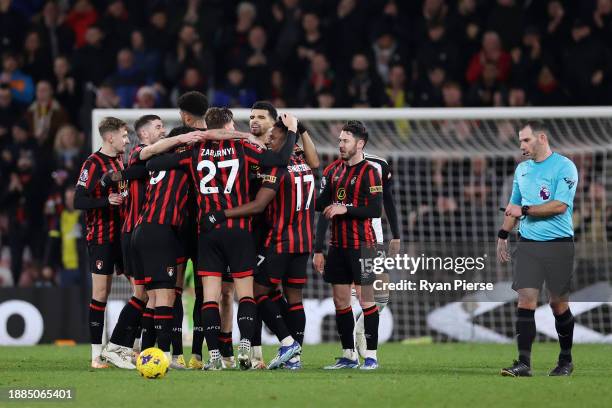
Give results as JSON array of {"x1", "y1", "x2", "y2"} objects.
[{"x1": 521, "y1": 205, "x2": 530, "y2": 217}]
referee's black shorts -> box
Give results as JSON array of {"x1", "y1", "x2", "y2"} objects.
[
  {"x1": 324, "y1": 245, "x2": 377, "y2": 285},
  {"x1": 512, "y1": 236, "x2": 574, "y2": 296},
  {"x1": 132, "y1": 223, "x2": 181, "y2": 290}
]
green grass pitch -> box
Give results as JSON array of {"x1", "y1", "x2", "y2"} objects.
[{"x1": 2, "y1": 343, "x2": 612, "y2": 407}]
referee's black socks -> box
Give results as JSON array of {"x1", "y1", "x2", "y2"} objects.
[
  {"x1": 554, "y1": 309, "x2": 574, "y2": 363},
  {"x1": 516, "y1": 308, "x2": 536, "y2": 367}
]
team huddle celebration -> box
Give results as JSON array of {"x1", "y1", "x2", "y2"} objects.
[{"x1": 77, "y1": 91, "x2": 395, "y2": 373}]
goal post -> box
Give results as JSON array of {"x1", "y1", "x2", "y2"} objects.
[{"x1": 93, "y1": 107, "x2": 612, "y2": 344}]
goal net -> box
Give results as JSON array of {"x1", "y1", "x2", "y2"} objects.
[{"x1": 93, "y1": 107, "x2": 612, "y2": 344}]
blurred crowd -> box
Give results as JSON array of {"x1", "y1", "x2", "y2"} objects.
[{"x1": 1, "y1": 0, "x2": 612, "y2": 287}]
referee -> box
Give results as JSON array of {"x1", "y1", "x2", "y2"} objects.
[{"x1": 497, "y1": 121, "x2": 578, "y2": 377}]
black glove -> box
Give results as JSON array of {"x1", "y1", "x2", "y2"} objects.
[{"x1": 201, "y1": 210, "x2": 227, "y2": 232}]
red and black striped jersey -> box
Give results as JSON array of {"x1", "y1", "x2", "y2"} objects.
[
  {"x1": 138, "y1": 145, "x2": 190, "y2": 227},
  {"x1": 319, "y1": 158, "x2": 383, "y2": 249},
  {"x1": 263, "y1": 154, "x2": 315, "y2": 253},
  {"x1": 76, "y1": 151, "x2": 125, "y2": 244},
  {"x1": 122, "y1": 144, "x2": 148, "y2": 233},
  {"x1": 176, "y1": 139, "x2": 270, "y2": 231}
]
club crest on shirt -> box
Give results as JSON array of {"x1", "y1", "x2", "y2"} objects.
[
  {"x1": 540, "y1": 185, "x2": 551, "y2": 200},
  {"x1": 79, "y1": 169, "x2": 88, "y2": 183},
  {"x1": 336, "y1": 188, "x2": 346, "y2": 201}
]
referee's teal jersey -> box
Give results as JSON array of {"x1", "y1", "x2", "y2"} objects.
[{"x1": 510, "y1": 152, "x2": 578, "y2": 241}]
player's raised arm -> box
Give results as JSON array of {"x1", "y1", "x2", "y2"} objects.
[
  {"x1": 139, "y1": 130, "x2": 203, "y2": 161},
  {"x1": 257, "y1": 113, "x2": 298, "y2": 167},
  {"x1": 297, "y1": 121, "x2": 321, "y2": 169}
]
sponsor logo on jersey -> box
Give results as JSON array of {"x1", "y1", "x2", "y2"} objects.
[
  {"x1": 261, "y1": 174, "x2": 277, "y2": 183},
  {"x1": 337, "y1": 188, "x2": 346, "y2": 200},
  {"x1": 563, "y1": 177, "x2": 576, "y2": 189},
  {"x1": 370, "y1": 185, "x2": 383, "y2": 193}
]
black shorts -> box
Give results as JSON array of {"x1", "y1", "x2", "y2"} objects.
[
  {"x1": 178, "y1": 221, "x2": 197, "y2": 266},
  {"x1": 512, "y1": 237, "x2": 574, "y2": 296},
  {"x1": 88, "y1": 240, "x2": 123, "y2": 275},
  {"x1": 132, "y1": 223, "x2": 181, "y2": 290},
  {"x1": 324, "y1": 246, "x2": 377, "y2": 285},
  {"x1": 255, "y1": 250, "x2": 309, "y2": 288},
  {"x1": 197, "y1": 228, "x2": 256, "y2": 279}
]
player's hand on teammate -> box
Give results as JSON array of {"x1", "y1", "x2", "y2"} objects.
[
  {"x1": 504, "y1": 203, "x2": 522, "y2": 218},
  {"x1": 323, "y1": 204, "x2": 347, "y2": 219},
  {"x1": 100, "y1": 170, "x2": 124, "y2": 187},
  {"x1": 179, "y1": 131, "x2": 204, "y2": 145},
  {"x1": 280, "y1": 113, "x2": 298, "y2": 132},
  {"x1": 248, "y1": 134, "x2": 266, "y2": 149},
  {"x1": 201, "y1": 210, "x2": 226, "y2": 232},
  {"x1": 108, "y1": 193, "x2": 123, "y2": 206},
  {"x1": 496, "y1": 238, "x2": 511, "y2": 263},
  {"x1": 313, "y1": 252, "x2": 325, "y2": 274}
]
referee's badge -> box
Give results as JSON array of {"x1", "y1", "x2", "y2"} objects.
[{"x1": 540, "y1": 185, "x2": 551, "y2": 200}]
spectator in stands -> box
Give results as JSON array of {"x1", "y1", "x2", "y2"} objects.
[
  {"x1": 52, "y1": 124, "x2": 85, "y2": 188},
  {"x1": 0, "y1": 0, "x2": 27, "y2": 55},
  {"x1": 316, "y1": 90, "x2": 335, "y2": 108},
  {"x1": 65, "y1": 0, "x2": 98, "y2": 49},
  {"x1": 543, "y1": 0, "x2": 571, "y2": 60},
  {"x1": 71, "y1": 25, "x2": 113, "y2": 86},
  {"x1": 454, "y1": 0, "x2": 484, "y2": 70},
  {"x1": 52, "y1": 56, "x2": 80, "y2": 122},
  {"x1": 22, "y1": 31, "x2": 53, "y2": 83},
  {"x1": 495, "y1": 85, "x2": 529, "y2": 107},
  {"x1": 145, "y1": 9, "x2": 170, "y2": 53},
  {"x1": 467, "y1": 62, "x2": 503, "y2": 107},
  {"x1": 106, "y1": 48, "x2": 146, "y2": 108},
  {"x1": 0, "y1": 120, "x2": 46, "y2": 286},
  {"x1": 164, "y1": 24, "x2": 212, "y2": 86},
  {"x1": 416, "y1": 21, "x2": 460, "y2": 82},
  {"x1": 43, "y1": 186, "x2": 86, "y2": 287},
  {"x1": 486, "y1": 0, "x2": 524, "y2": 50},
  {"x1": 130, "y1": 29, "x2": 161, "y2": 84},
  {"x1": 510, "y1": 26, "x2": 545, "y2": 86},
  {"x1": 466, "y1": 31, "x2": 511, "y2": 84},
  {"x1": 0, "y1": 51, "x2": 34, "y2": 105},
  {"x1": 216, "y1": 2, "x2": 257, "y2": 78},
  {"x1": 272, "y1": 0, "x2": 303, "y2": 66},
  {"x1": 32, "y1": 1, "x2": 75, "y2": 61},
  {"x1": 530, "y1": 64, "x2": 569, "y2": 106},
  {"x1": 441, "y1": 81, "x2": 463, "y2": 108},
  {"x1": 213, "y1": 67, "x2": 257, "y2": 108},
  {"x1": 291, "y1": 12, "x2": 329, "y2": 82},
  {"x1": 413, "y1": 0, "x2": 451, "y2": 45},
  {"x1": 94, "y1": 83, "x2": 120, "y2": 109},
  {"x1": 26, "y1": 80, "x2": 69, "y2": 149},
  {"x1": 99, "y1": 0, "x2": 133, "y2": 55},
  {"x1": 170, "y1": 67, "x2": 207, "y2": 107},
  {"x1": 563, "y1": 19, "x2": 611, "y2": 105},
  {"x1": 342, "y1": 53, "x2": 386, "y2": 107},
  {"x1": 267, "y1": 69, "x2": 290, "y2": 107},
  {"x1": 329, "y1": 0, "x2": 368, "y2": 73},
  {"x1": 0, "y1": 83, "x2": 22, "y2": 147},
  {"x1": 243, "y1": 26, "x2": 272, "y2": 98},
  {"x1": 371, "y1": 30, "x2": 406, "y2": 84},
  {"x1": 413, "y1": 65, "x2": 445, "y2": 107},
  {"x1": 133, "y1": 86, "x2": 158, "y2": 109},
  {"x1": 298, "y1": 53, "x2": 335, "y2": 106},
  {"x1": 592, "y1": 0, "x2": 612, "y2": 48},
  {"x1": 385, "y1": 64, "x2": 410, "y2": 107}
]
